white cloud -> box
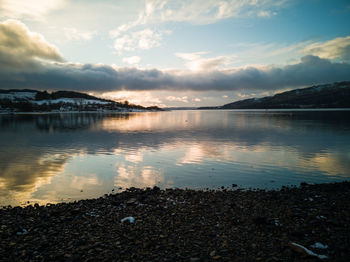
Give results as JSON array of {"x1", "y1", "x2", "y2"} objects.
[
  {"x1": 109, "y1": 21, "x2": 137, "y2": 39},
  {"x1": 123, "y1": 56, "x2": 141, "y2": 65},
  {"x1": 258, "y1": 10, "x2": 277, "y2": 18},
  {"x1": 176, "y1": 52, "x2": 208, "y2": 61},
  {"x1": 63, "y1": 27, "x2": 96, "y2": 41},
  {"x1": 0, "y1": 19, "x2": 63, "y2": 72},
  {"x1": 134, "y1": 29, "x2": 163, "y2": 49},
  {"x1": 193, "y1": 98, "x2": 201, "y2": 102},
  {"x1": 237, "y1": 92, "x2": 256, "y2": 99},
  {"x1": 113, "y1": 29, "x2": 166, "y2": 53},
  {"x1": 187, "y1": 56, "x2": 229, "y2": 71},
  {"x1": 302, "y1": 36, "x2": 350, "y2": 62},
  {"x1": 166, "y1": 96, "x2": 189, "y2": 103},
  {"x1": 109, "y1": 0, "x2": 285, "y2": 54},
  {"x1": 176, "y1": 52, "x2": 234, "y2": 71},
  {"x1": 136, "y1": 0, "x2": 286, "y2": 25},
  {"x1": 113, "y1": 35, "x2": 133, "y2": 52},
  {"x1": 227, "y1": 36, "x2": 350, "y2": 67},
  {"x1": 0, "y1": 0, "x2": 66, "y2": 21}
]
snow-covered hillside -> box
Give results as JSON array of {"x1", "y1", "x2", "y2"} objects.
[
  {"x1": 0, "y1": 91, "x2": 37, "y2": 101},
  {"x1": 0, "y1": 89, "x2": 162, "y2": 112},
  {"x1": 0, "y1": 90, "x2": 111, "y2": 104},
  {"x1": 33, "y1": 98, "x2": 111, "y2": 105}
]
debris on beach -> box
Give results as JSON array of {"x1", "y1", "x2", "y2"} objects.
[
  {"x1": 288, "y1": 242, "x2": 328, "y2": 259},
  {"x1": 120, "y1": 216, "x2": 135, "y2": 223},
  {"x1": 311, "y1": 242, "x2": 328, "y2": 249},
  {"x1": 16, "y1": 229, "x2": 28, "y2": 236}
]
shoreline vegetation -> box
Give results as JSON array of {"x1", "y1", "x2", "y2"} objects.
[{"x1": 1, "y1": 182, "x2": 349, "y2": 261}]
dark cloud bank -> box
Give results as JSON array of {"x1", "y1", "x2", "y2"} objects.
[
  {"x1": 1, "y1": 19, "x2": 349, "y2": 93},
  {"x1": 1, "y1": 55, "x2": 349, "y2": 93}
]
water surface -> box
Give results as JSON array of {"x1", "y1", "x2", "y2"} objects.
[{"x1": 0, "y1": 110, "x2": 349, "y2": 206}]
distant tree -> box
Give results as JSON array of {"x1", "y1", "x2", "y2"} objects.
[
  {"x1": 39, "y1": 103, "x2": 49, "y2": 112},
  {"x1": 0, "y1": 99, "x2": 13, "y2": 108},
  {"x1": 17, "y1": 102, "x2": 33, "y2": 112},
  {"x1": 35, "y1": 91, "x2": 50, "y2": 100}
]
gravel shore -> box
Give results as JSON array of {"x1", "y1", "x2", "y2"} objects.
[{"x1": 1, "y1": 182, "x2": 350, "y2": 261}]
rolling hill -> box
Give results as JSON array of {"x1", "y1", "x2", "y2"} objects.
[{"x1": 218, "y1": 81, "x2": 350, "y2": 109}]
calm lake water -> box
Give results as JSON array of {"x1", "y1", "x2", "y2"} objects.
[{"x1": 1, "y1": 110, "x2": 349, "y2": 206}]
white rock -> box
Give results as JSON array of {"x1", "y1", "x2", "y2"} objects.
[
  {"x1": 16, "y1": 229, "x2": 28, "y2": 235},
  {"x1": 290, "y1": 242, "x2": 328, "y2": 259},
  {"x1": 311, "y1": 242, "x2": 328, "y2": 249},
  {"x1": 121, "y1": 216, "x2": 135, "y2": 223}
]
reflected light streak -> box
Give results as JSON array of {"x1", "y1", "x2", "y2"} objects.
[
  {"x1": 114, "y1": 164, "x2": 166, "y2": 189},
  {"x1": 101, "y1": 111, "x2": 200, "y2": 132},
  {"x1": 300, "y1": 153, "x2": 350, "y2": 177},
  {"x1": 125, "y1": 151, "x2": 144, "y2": 163},
  {"x1": 0, "y1": 151, "x2": 84, "y2": 206},
  {"x1": 71, "y1": 174, "x2": 102, "y2": 189}
]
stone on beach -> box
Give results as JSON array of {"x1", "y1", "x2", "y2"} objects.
[{"x1": 1, "y1": 182, "x2": 349, "y2": 261}]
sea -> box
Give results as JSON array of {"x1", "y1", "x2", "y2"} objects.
[{"x1": 0, "y1": 109, "x2": 349, "y2": 206}]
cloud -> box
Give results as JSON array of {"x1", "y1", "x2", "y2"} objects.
[
  {"x1": 176, "y1": 52, "x2": 234, "y2": 71},
  {"x1": 109, "y1": 0, "x2": 285, "y2": 54},
  {"x1": 113, "y1": 28, "x2": 168, "y2": 53},
  {"x1": 0, "y1": 19, "x2": 63, "y2": 72},
  {"x1": 112, "y1": 0, "x2": 286, "y2": 29},
  {"x1": 1, "y1": 54, "x2": 350, "y2": 93},
  {"x1": 257, "y1": 10, "x2": 277, "y2": 18},
  {"x1": 0, "y1": 148, "x2": 69, "y2": 199},
  {"x1": 71, "y1": 175, "x2": 101, "y2": 190},
  {"x1": 227, "y1": 36, "x2": 350, "y2": 67},
  {"x1": 100, "y1": 91, "x2": 164, "y2": 106},
  {"x1": 302, "y1": 36, "x2": 350, "y2": 62},
  {"x1": 175, "y1": 52, "x2": 208, "y2": 61},
  {"x1": 166, "y1": 96, "x2": 189, "y2": 103},
  {"x1": 1, "y1": 20, "x2": 349, "y2": 94},
  {"x1": 63, "y1": 27, "x2": 96, "y2": 41},
  {"x1": 123, "y1": 56, "x2": 141, "y2": 65},
  {"x1": 114, "y1": 164, "x2": 165, "y2": 189},
  {"x1": 0, "y1": 0, "x2": 66, "y2": 21}
]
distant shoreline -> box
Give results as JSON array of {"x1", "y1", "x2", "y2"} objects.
[
  {"x1": 0, "y1": 109, "x2": 162, "y2": 115},
  {"x1": 197, "y1": 107, "x2": 350, "y2": 111},
  {"x1": 1, "y1": 107, "x2": 350, "y2": 114}
]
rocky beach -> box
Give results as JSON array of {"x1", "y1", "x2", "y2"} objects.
[{"x1": 1, "y1": 182, "x2": 350, "y2": 261}]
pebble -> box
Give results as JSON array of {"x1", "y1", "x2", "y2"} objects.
[{"x1": 0, "y1": 182, "x2": 349, "y2": 261}]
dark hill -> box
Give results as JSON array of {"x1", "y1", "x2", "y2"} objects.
[{"x1": 220, "y1": 81, "x2": 350, "y2": 109}]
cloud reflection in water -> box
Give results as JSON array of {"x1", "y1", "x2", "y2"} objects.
[{"x1": 0, "y1": 110, "x2": 349, "y2": 206}]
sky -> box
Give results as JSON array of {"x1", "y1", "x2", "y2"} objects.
[{"x1": 0, "y1": 0, "x2": 350, "y2": 107}]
